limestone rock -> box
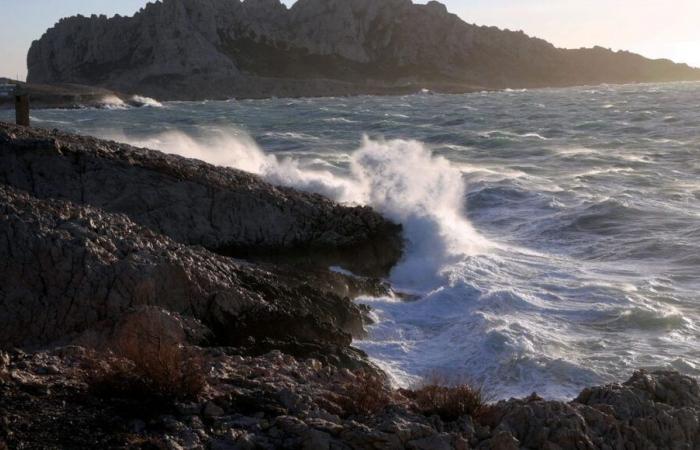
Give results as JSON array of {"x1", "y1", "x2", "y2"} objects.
[
  {"x1": 27, "y1": 0, "x2": 700, "y2": 100},
  {"x1": 2, "y1": 348, "x2": 700, "y2": 449},
  {"x1": 486, "y1": 370, "x2": 700, "y2": 449},
  {"x1": 0, "y1": 184, "x2": 368, "y2": 355},
  {"x1": 0, "y1": 122, "x2": 402, "y2": 277}
]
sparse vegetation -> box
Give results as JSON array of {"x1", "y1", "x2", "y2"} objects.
[
  {"x1": 404, "y1": 372, "x2": 490, "y2": 421},
  {"x1": 336, "y1": 369, "x2": 395, "y2": 416},
  {"x1": 85, "y1": 321, "x2": 206, "y2": 402}
]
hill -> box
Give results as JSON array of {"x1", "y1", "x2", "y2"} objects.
[{"x1": 27, "y1": 0, "x2": 700, "y2": 100}]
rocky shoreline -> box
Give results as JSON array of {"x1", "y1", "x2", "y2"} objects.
[{"x1": 1, "y1": 122, "x2": 699, "y2": 449}]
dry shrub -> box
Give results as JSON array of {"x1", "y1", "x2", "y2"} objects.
[
  {"x1": 86, "y1": 318, "x2": 206, "y2": 402},
  {"x1": 0, "y1": 352, "x2": 10, "y2": 383},
  {"x1": 406, "y1": 372, "x2": 489, "y2": 421},
  {"x1": 336, "y1": 369, "x2": 395, "y2": 416}
]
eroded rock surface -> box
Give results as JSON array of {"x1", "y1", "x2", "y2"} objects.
[
  {"x1": 1, "y1": 348, "x2": 699, "y2": 449},
  {"x1": 27, "y1": 0, "x2": 700, "y2": 100},
  {"x1": 0, "y1": 184, "x2": 374, "y2": 362},
  {"x1": 0, "y1": 122, "x2": 402, "y2": 276}
]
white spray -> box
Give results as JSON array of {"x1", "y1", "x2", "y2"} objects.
[{"x1": 111, "y1": 128, "x2": 489, "y2": 289}]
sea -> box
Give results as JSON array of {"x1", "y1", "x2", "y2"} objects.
[{"x1": 5, "y1": 81, "x2": 699, "y2": 400}]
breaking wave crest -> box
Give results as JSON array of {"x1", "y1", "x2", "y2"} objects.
[
  {"x1": 115, "y1": 129, "x2": 489, "y2": 291},
  {"x1": 110, "y1": 126, "x2": 695, "y2": 398},
  {"x1": 36, "y1": 82, "x2": 693, "y2": 401}
]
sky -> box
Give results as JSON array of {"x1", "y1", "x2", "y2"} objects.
[{"x1": 1, "y1": 0, "x2": 698, "y2": 80}]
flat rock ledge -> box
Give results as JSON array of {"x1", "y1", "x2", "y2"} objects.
[{"x1": 0, "y1": 122, "x2": 402, "y2": 277}]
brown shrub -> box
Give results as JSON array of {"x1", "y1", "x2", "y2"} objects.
[
  {"x1": 335, "y1": 369, "x2": 395, "y2": 416},
  {"x1": 86, "y1": 319, "x2": 206, "y2": 402},
  {"x1": 406, "y1": 373, "x2": 489, "y2": 421}
]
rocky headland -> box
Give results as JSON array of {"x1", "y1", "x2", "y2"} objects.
[
  {"x1": 1, "y1": 121, "x2": 699, "y2": 449},
  {"x1": 27, "y1": 0, "x2": 700, "y2": 101}
]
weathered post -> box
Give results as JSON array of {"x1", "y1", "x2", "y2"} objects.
[{"x1": 15, "y1": 89, "x2": 30, "y2": 127}]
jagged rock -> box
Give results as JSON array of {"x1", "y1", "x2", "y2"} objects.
[
  {"x1": 27, "y1": 0, "x2": 700, "y2": 100},
  {"x1": 2, "y1": 348, "x2": 700, "y2": 449},
  {"x1": 0, "y1": 122, "x2": 402, "y2": 277},
  {"x1": 484, "y1": 370, "x2": 700, "y2": 449},
  {"x1": 0, "y1": 184, "x2": 372, "y2": 357},
  {"x1": 75, "y1": 306, "x2": 214, "y2": 353}
]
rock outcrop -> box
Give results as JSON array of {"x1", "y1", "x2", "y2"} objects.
[
  {"x1": 0, "y1": 123, "x2": 402, "y2": 276},
  {"x1": 2, "y1": 348, "x2": 699, "y2": 449},
  {"x1": 27, "y1": 0, "x2": 700, "y2": 100},
  {"x1": 0, "y1": 184, "x2": 379, "y2": 362},
  {"x1": 0, "y1": 120, "x2": 402, "y2": 365}
]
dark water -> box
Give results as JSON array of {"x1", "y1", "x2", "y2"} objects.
[{"x1": 5, "y1": 81, "x2": 699, "y2": 398}]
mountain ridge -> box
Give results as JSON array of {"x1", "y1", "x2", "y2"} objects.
[{"x1": 27, "y1": 0, "x2": 700, "y2": 100}]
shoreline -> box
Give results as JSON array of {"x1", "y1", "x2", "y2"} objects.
[
  {"x1": 3, "y1": 78, "x2": 700, "y2": 111},
  {"x1": 1, "y1": 123, "x2": 699, "y2": 448}
]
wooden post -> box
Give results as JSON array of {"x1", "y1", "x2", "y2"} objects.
[{"x1": 15, "y1": 92, "x2": 30, "y2": 127}]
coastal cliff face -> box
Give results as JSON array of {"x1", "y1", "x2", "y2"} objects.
[{"x1": 27, "y1": 0, "x2": 700, "y2": 100}]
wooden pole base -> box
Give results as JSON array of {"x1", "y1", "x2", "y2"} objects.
[{"x1": 15, "y1": 94, "x2": 30, "y2": 127}]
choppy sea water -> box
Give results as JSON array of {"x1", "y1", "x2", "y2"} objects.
[{"x1": 5, "y1": 82, "x2": 700, "y2": 399}]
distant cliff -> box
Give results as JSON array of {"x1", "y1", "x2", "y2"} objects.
[{"x1": 27, "y1": 0, "x2": 700, "y2": 100}]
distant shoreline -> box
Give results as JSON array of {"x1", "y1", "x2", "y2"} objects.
[{"x1": 2, "y1": 78, "x2": 699, "y2": 111}]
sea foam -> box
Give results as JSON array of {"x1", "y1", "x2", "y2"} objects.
[
  {"x1": 71, "y1": 83, "x2": 699, "y2": 400},
  {"x1": 115, "y1": 128, "x2": 489, "y2": 290}
]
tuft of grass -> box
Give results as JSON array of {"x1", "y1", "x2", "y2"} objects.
[
  {"x1": 335, "y1": 369, "x2": 394, "y2": 416},
  {"x1": 85, "y1": 320, "x2": 206, "y2": 402},
  {"x1": 405, "y1": 372, "x2": 490, "y2": 421}
]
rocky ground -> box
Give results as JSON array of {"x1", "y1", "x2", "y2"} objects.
[
  {"x1": 1, "y1": 347, "x2": 699, "y2": 449},
  {"x1": 1, "y1": 122, "x2": 699, "y2": 449}
]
